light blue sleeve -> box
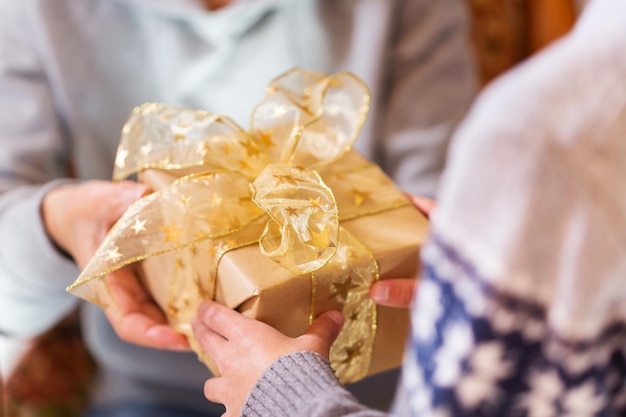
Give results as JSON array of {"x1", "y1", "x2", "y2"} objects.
[{"x1": 0, "y1": 1, "x2": 80, "y2": 338}]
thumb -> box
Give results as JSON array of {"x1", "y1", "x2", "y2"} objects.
[
  {"x1": 304, "y1": 310, "x2": 344, "y2": 356},
  {"x1": 119, "y1": 182, "x2": 151, "y2": 206},
  {"x1": 109, "y1": 182, "x2": 151, "y2": 220}
]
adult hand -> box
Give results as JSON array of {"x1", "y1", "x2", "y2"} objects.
[
  {"x1": 43, "y1": 180, "x2": 149, "y2": 268},
  {"x1": 192, "y1": 300, "x2": 344, "y2": 416},
  {"x1": 368, "y1": 194, "x2": 434, "y2": 308},
  {"x1": 370, "y1": 279, "x2": 417, "y2": 308},
  {"x1": 406, "y1": 193, "x2": 435, "y2": 219},
  {"x1": 42, "y1": 180, "x2": 190, "y2": 351}
]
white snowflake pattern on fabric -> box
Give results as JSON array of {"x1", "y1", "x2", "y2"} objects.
[
  {"x1": 433, "y1": 321, "x2": 474, "y2": 387},
  {"x1": 452, "y1": 273, "x2": 487, "y2": 317},
  {"x1": 393, "y1": 347, "x2": 433, "y2": 417},
  {"x1": 520, "y1": 318, "x2": 546, "y2": 342},
  {"x1": 517, "y1": 369, "x2": 564, "y2": 417},
  {"x1": 456, "y1": 341, "x2": 514, "y2": 409},
  {"x1": 402, "y1": 236, "x2": 626, "y2": 416},
  {"x1": 561, "y1": 350, "x2": 594, "y2": 376},
  {"x1": 490, "y1": 303, "x2": 519, "y2": 334},
  {"x1": 412, "y1": 278, "x2": 444, "y2": 343},
  {"x1": 561, "y1": 382, "x2": 605, "y2": 417}
]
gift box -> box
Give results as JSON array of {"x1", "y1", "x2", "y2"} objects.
[{"x1": 68, "y1": 69, "x2": 428, "y2": 383}]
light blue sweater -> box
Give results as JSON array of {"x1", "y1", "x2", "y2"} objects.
[{"x1": 0, "y1": 0, "x2": 476, "y2": 413}]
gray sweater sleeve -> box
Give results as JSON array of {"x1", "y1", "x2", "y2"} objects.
[{"x1": 242, "y1": 352, "x2": 386, "y2": 417}]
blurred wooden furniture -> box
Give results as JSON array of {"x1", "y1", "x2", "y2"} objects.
[{"x1": 467, "y1": 0, "x2": 577, "y2": 85}]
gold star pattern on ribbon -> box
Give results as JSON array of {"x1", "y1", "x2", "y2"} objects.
[
  {"x1": 340, "y1": 342, "x2": 363, "y2": 366},
  {"x1": 256, "y1": 130, "x2": 274, "y2": 148},
  {"x1": 210, "y1": 194, "x2": 223, "y2": 206},
  {"x1": 115, "y1": 147, "x2": 129, "y2": 169},
  {"x1": 179, "y1": 194, "x2": 192, "y2": 207},
  {"x1": 159, "y1": 219, "x2": 186, "y2": 244},
  {"x1": 168, "y1": 304, "x2": 179, "y2": 316},
  {"x1": 239, "y1": 195, "x2": 252, "y2": 204},
  {"x1": 330, "y1": 275, "x2": 358, "y2": 303},
  {"x1": 105, "y1": 246, "x2": 123, "y2": 262},
  {"x1": 131, "y1": 219, "x2": 147, "y2": 234},
  {"x1": 239, "y1": 159, "x2": 252, "y2": 170},
  {"x1": 207, "y1": 243, "x2": 218, "y2": 257},
  {"x1": 240, "y1": 140, "x2": 262, "y2": 157},
  {"x1": 228, "y1": 216, "x2": 241, "y2": 229},
  {"x1": 272, "y1": 105, "x2": 288, "y2": 119},
  {"x1": 306, "y1": 226, "x2": 335, "y2": 252},
  {"x1": 225, "y1": 238, "x2": 239, "y2": 248},
  {"x1": 222, "y1": 142, "x2": 233, "y2": 155},
  {"x1": 309, "y1": 197, "x2": 322, "y2": 209},
  {"x1": 273, "y1": 174, "x2": 298, "y2": 187},
  {"x1": 196, "y1": 142, "x2": 210, "y2": 157},
  {"x1": 140, "y1": 142, "x2": 153, "y2": 157},
  {"x1": 349, "y1": 310, "x2": 360, "y2": 322}
]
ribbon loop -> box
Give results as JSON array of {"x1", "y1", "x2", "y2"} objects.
[
  {"x1": 250, "y1": 70, "x2": 370, "y2": 169},
  {"x1": 114, "y1": 103, "x2": 271, "y2": 181}
]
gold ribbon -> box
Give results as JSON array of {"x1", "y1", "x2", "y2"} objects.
[{"x1": 68, "y1": 68, "x2": 406, "y2": 383}]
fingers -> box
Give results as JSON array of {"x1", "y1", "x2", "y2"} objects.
[
  {"x1": 369, "y1": 279, "x2": 417, "y2": 308},
  {"x1": 106, "y1": 268, "x2": 154, "y2": 309},
  {"x1": 405, "y1": 193, "x2": 435, "y2": 219},
  {"x1": 305, "y1": 310, "x2": 344, "y2": 356},
  {"x1": 101, "y1": 181, "x2": 151, "y2": 232},
  {"x1": 105, "y1": 309, "x2": 190, "y2": 350},
  {"x1": 192, "y1": 316, "x2": 228, "y2": 360},
  {"x1": 203, "y1": 377, "x2": 224, "y2": 406},
  {"x1": 104, "y1": 268, "x2": 190, "y2": 351},
  {"x1": 196, "y1": 300, "x2": 253, "y2": 340},
  {"x1": 42, "y1": 180, "x2": 152, "y2": 268},
  {"x1": 204, "y1": 378, "x2": 238, "y2": 417}
]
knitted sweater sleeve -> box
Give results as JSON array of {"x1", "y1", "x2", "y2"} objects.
[{"x1": 242, "y1": 352, "x2": 386, "y2": 417}]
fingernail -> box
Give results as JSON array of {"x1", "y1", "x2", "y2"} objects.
[
  {"x1": 369, "y1": 283, "x2": 389, "y2": 303},
  {"x1": 328, "y1": 310, "x2": 344, "y2": 327},
  {"x1": 169, "y1": 343, "x2": 191, "y2": 352}
]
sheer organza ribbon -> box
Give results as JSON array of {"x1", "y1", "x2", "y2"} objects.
[{"x1": 68, "y1": 69, "x2": 392, "y2": 383}]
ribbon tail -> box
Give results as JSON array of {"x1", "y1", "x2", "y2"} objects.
[{"x1": 314, "y1": 226, "x2": 379, "y2": 384}]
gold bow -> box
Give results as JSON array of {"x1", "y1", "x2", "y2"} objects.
[{"x1": 69, "y1": 68, "x2": 405, "y2": 383}]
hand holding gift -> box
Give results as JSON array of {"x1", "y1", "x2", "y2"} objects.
[
  {"x1": 68, "y1": 68, "x2": 429, "y2": 383},
  {"x1": 369, "y1": 193, "x2": 434, "y2": 308},
  {"x1": 43, "y1": 180, "x2": 189, "y2": 350},
  {"x1": 192, "y1": 300, "x2": 344, "y2": 416}
]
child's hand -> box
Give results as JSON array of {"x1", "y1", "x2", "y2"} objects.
[{"x1": 192, "y1": 300, "x2": 344, "y2": 417}]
